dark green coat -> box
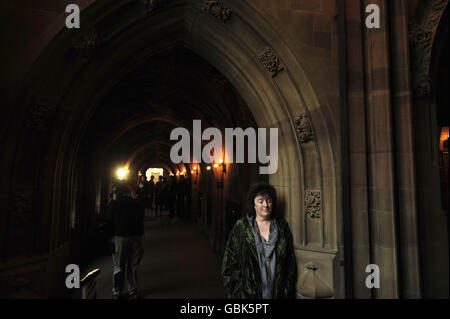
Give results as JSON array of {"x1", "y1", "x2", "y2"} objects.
[{"x1": 221, "y1": 216, "x2": 297, "y2": 299}]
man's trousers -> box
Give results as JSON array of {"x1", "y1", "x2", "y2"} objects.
[{"x1": 111, "y1": 235, "x2": 143, "y2": 297}]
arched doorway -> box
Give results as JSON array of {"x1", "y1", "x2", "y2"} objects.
[{"x1": 2, "y1": 0, "x2": 340, "y2": 298}]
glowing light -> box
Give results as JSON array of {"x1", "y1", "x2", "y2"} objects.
[
  {"x1": 213, "y1": 163, "x2": 219, "y2": 168},
  {"x1": 207, "y1": 166, "x2": 211, "y2": 170},
  {"x1": 219, "y1": 158, "x2": 223, "y2": 164},
  {"x1": 191, "y1": 170, "x2": 194, "y2": 173},
  {"x1": 176, "y1": 172, "x2": 179, "y2": 176},
  {"x1": 116, "y1": 167, "x2": 129, "y2": 180}
]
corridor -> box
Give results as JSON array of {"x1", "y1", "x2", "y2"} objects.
[{"x1": 89, "y1": 211, "x2": 227, "y2": 299}]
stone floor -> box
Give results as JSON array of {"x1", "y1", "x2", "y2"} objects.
[{"x1": 87, "y1": 210, "x2": 228, "y2": 299}]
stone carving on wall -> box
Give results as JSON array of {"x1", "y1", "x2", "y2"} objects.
[
  {"x1": 294, "y1": 113, "x2": 313, "y2": 143},
  {"x1": 73, "y1": 29, "x2": 102, "y2": 57},
  {"x1": 298, "y1": 262, "x2": 333, "y2": 299},
  {"x1": 257, "y1": 47, "x2": 284, "y2": 77},
  {"x1": 139, "y1": 0, "x2": 167, "y2": 13},
  {"x1": 9, "y1": 189, "x2": 34, "y2": 226},
  {"x1": 305, "y1": 190, "x2": 322, "y2": 219},
  {"x1": 409, "y1": 0, "x2": 448, "y2": 97},
  {"x1": 203, "y1": 0, "x2": 232, "y2": 22},
  {"x1": 26, "y1": 104, "x2": 54, "y2": 132}
]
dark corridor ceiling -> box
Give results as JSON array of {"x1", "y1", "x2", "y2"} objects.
[{"x1": 82, "y1": 46, "x2": 257, "y2": 174}]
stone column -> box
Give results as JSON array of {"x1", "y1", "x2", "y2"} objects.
[
  {"x1": 361, "y1": 0, "x2": 399, "y2": 298},
  {"x1": 388, "y1": 0, "x2": 421, "y2": 298}
]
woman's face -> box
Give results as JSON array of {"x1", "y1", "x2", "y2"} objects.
[{"x1": 254, "y1": 194, "x2": 273, "y2": 220}]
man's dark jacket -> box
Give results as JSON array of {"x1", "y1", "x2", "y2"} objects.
[
  {"x1": 106, "y1": 196, "x2": 145, "y2": 236},
  {"x1": 221, "y1": 216, "x2": 297, "y2": 299}
]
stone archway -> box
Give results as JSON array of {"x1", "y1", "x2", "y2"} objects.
[{"x1": 3, "y1": 0, "x2": 341, "y2": 298}]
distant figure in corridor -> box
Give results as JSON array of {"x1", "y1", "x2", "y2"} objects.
[
  {"x1": 221, "y1": 183, "x2": 297, "y2": 299},
  {"x1": 148, "y1": 175, "x2": 155, "y2": 209},
  {"x1": 135, "y1": 173, "x2": 148, "y2": 209},
  {"x1": 106, "y1": 185, "x2": 145, "y2": 299},
  {"x1": 167, "y1": 175, "x2": 177, "y2": 217},
  {"x1": 154, "y1": 175, "x2": 164, "y2": 217}
]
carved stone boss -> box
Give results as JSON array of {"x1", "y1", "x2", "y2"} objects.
[
  {"x1": 257, "y1": 47, "x2": 284, "y2": 77},
  {"x1": 408, "y1": 0, "x2": 448, "y2": 97},
  {"x1": 203, "y1": 0, "x2": 232, "y2": 22},
  {"x1": 139, "y1": 0, "x2": 166, "y2": 13},
  {"x1": 294, "y1": 113, "x2": 313, "y2": 143},
  {"x1": 305, "y1": 190, "x2": 322, "y2": 219},
  {"x1": 73, "y1": 29, "x2": 102, "y2": 57}
]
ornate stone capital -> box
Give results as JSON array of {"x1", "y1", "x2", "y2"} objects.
[
  {"x1": 409, "y1": 0, "x2": 448, "y2": 98},
  {"x1": 294, "y1": 113, "x2": 313, "y2": 143},
  {"x1": 257, "y1": 47, "x2": 284, "y2": 77},
  {"x1": 305, "y1": 190, "x2": 321, "y2": 219},
  {"x1": 203, "y1": 0, "x2": 232, "y2": 22}
]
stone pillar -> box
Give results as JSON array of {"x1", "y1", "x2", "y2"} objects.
[
  {"x1": 388, "y1": 0, "x2": 421, "y2": 298},
  {"x1": 344, "y1": 0, "x2": 372, "y2": 298},
  {"x1": 361, "y1": 0, "x2": 399, "y2": 298}
]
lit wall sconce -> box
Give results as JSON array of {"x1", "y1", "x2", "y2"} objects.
[
  {"x1": 206, "y1": 165, "x2": 211, "y2": 170},
  {"x1": 212, "y1": 159, "x2": 226, "y2": 188},
  {"x1": 116, "y1": 167, "x2": 129, "y2": 180},
  {"x1": 192, "y1": 166, "x2": 199, "y2": 184}
]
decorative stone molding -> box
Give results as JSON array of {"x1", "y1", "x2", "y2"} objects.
[
  {"x1": 26, "y1": 104, "x2": 54, "y2": 131},
  {"x1": 298, "y1": 262, "x2": 333, "y2": 299},
  {"x1": 139, "y1": 0, "x2": 166, "y2": 13},
  {"x1": 203, "y1": 0, "x2": 232, "y2": 22},
  {"x1": 73, "y1": 29, "x2": 102, "y2": 57},
  {"x1": 9, "y1": 189, "x2": 34, "y2": 226},
  {"x1": 294, "y1": 113, "x2": 313, "y2": 143},
  {"x1": 409, "y1": 0, "x2": 448, "y2": 97},
  {"x1": 257, "y1": 47, "x2": 284, "y2": 77},
  {"x1": 305, "y1": 190, "x2": 322, "y2": 219}
]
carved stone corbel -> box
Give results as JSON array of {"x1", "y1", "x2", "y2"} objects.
[{"x1": 298, "y1": 262, "x2": 333, "y2": 298}]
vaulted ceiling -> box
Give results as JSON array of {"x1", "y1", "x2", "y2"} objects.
[{"x1": 82, "y1": 46, "x2": 257, "y2": 176}]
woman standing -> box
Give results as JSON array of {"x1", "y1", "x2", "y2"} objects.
[{"x1": 221, "y1": 183, "x2": 297, "y2": 299}]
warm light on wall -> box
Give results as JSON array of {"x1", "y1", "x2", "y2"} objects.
[{"x1": 440, "y1": 127, "x2": 449, "y2": 152}]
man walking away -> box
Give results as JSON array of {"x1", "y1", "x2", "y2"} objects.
[{"x1": 106, "y1": 185, "x2": 145, "y2": 299}]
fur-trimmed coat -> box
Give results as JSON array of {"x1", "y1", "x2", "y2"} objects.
[{"x1": 221, "y1": 217, "x2": 297, "y2": 298}]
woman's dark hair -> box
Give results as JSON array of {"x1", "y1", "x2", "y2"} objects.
[{"x1": 247, "y1": 182, "x2": 277, "y2": 219}]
